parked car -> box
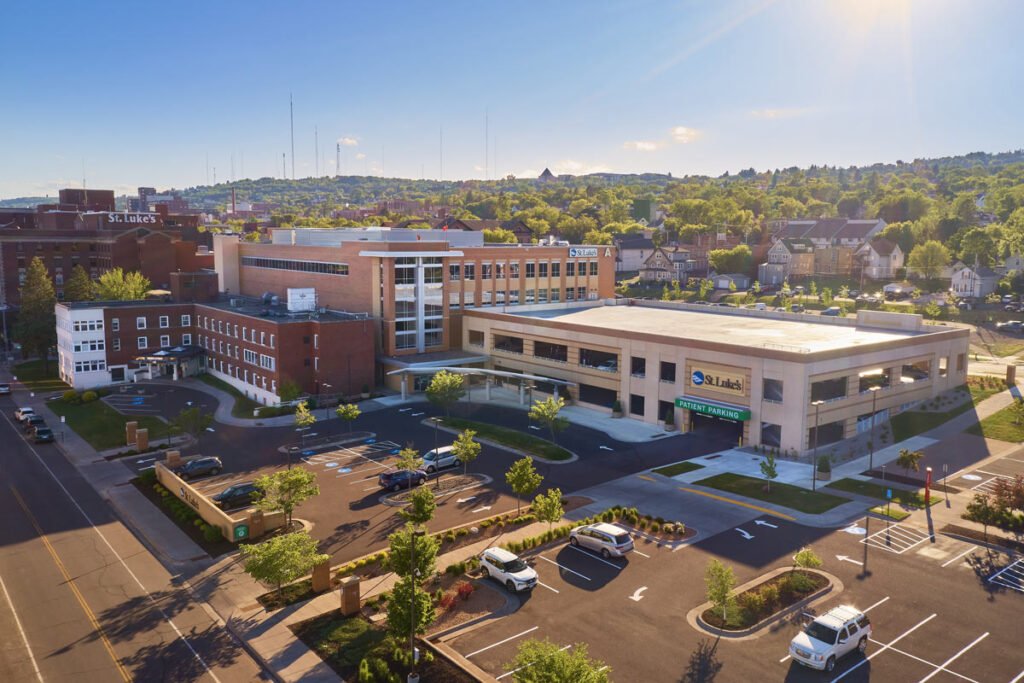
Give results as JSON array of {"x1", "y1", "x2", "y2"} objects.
[
  {"x1": 32, "y1": 427, "x2": 55, "y2": 444},
  {"x1": 569, "y1": 522, "x2": 635, "y2": 558},
  {"x1": 172, "y1": 456, "x2": 223, "y2": 480},
  {"x1": 1002, "y1": 294, "x2": 1015, "y2": 304},
  {"x1": 211, "y1": 482, "x2": 259, "y2": 509},
  {"x1": 0, "y1": 383, "x2": 10, "y2": 395},
  {"x1": 997, "y1": 320, "x2": 1023, "y2": 333},
  {"x1": 14, "y1": 407, "x2": 35, "y2": 422},
  {"x1": 752, "y1": 302, "x2": 767, "y2": 311},
  {"x1": 479, "y1": 547, "x2": 538, "y2": 593},
  {"x1": 422, "y1": 446, "x2": 460, "y2": 473},
  {"x1": 820, "y1": 307, "x2": 842, "y2": 317},
  {"x1": 790, "y1": 303, "x2": 805, "y2": 313},
  {"x1": 22, "y1": 415, "x2": 46, "y2": 433},
  {"x1": 848, "y1": 290, "x2": 860, "y2": 298},
  {"x1": 378, "y1": 468, "x2": 427, "y2": 491},
  {"x1": 1005, "y1": 303, "x2": 1022, "y2": 312},
  {"x1": 789, "y1": 605, "x2": 871, "y2": 672}
]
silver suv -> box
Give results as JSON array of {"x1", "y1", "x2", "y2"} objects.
[
  {"x1": 480, "y1": 547, "x2": 538, "y2": 593},
  {"x1": 422, "y1": 446, "x2": 460, "y2": 473},
  {"x1": 790, "y1": 605, "x2": 872, "y2": 672},
  {"x1": 569, "y1": 522, "x2": 634, "y2": 558}
]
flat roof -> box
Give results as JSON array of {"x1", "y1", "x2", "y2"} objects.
[{"x1": 509, "y1": 305, "x2": 934, "y2": 353}]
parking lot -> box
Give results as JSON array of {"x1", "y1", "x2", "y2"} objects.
[
  {"x1": 443, "y1": 514, "x2": 1024, "y2": 682},
  {"x1": 953, "y1": 452, "x2": 1024, "y2": 497}
]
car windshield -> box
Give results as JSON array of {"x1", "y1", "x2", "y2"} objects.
[
  {"x1": 505, "y1": 558, "x2": 528, "y2": 572},
  {"x1": 613, "y1": 532, "x2": 631, "y2": 544},
  {"x1": 37, "y1": 429, "x2": 51, "y2": 435},
  {"x1": 805, "y1": 622, "x2": 839, "y2": 645}
]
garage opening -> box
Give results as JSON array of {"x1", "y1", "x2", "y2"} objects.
[
  {"x1": 578, "y1": 383, "x2": 617, "y2": 409},
  {"x1": 689, "y1": 410, "x2": 744, "y2": 443}
]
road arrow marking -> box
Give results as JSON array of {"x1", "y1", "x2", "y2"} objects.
[
  {"x1": 735, "y1": 528, "x2": 754, "y2": 540},
  {"x1": 528, "y1": 425, "x2": 541, "y2": 431},
  {"x1": 629, "y1": 586, "x2": 647, "y2": 602},
  {"x1": 411, "y1": 412, "x2": 425, "y2": 417},
  {"x1": 754, "y1": 520, "x2": 778, "y2": 528},
  {"x1": 599, "y1": 446, "x2": 613, "y2": 451},
  {"x1": 836, "y1": 554, "x2": 864, "y2": 566},
  {"x1": 205, "y1": 427, "x2": 215, "y2": 432},
  {"x1": 136, "y1": 457, "x2": 156, "y2": 464},
  {"x1": 398, "y1": 408, "x2": 411, "y2": 412},
  {"x1": 471, "y1": 505, "x2": 493, "y2": 513},
  {"x1": 456, "y1": 496, "x2": 477, "y2": 503}
]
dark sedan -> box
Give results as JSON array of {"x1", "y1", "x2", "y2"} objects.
[
  {"x1": 211, "y1": 482, "x2": 259, "y2": 509},
  {"x1": 33, "y1": 427, "x2": 55, "y2": 444},
  {"x1": 378, "y1": 468, "x2": 427, "y2": 492},
  {"x1": 172, "y1": 456, "x2": 223, "y2": 480},
  {"x1": 23, "y1": 415, "x2": 46, "y2": 433}
]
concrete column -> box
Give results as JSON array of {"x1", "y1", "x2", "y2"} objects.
[
  {"x1": 136, "y1": 428, "x2": 149, "y2": 452},
  {"x1": 519, "y1": 381, "x2": 526, "y2": 405},
  {"x1": 126, "y1": 421, "x2": 138, "y2": 446},
  {"x1": 172, "y1": 364, "x2": 179, "y2": 381},
  {"x1": 311, "y1": 559, "x2": 331, "y2": 593},
  {"x1": 339, "y1": 576, "x2": 361, "y2": 616},
  {"x1": 401, "y1": 374, "x2": 408, "y2": 400},
  {"x1": 165, "y1": 450, "x2": 183, "y2": 467},
  {"x1": 248, "y1": 509, "x2": 265, "y2": 538},
  {"x1": 553, "y1": 385, "x2": 560, "y2": 400},
  {"x1": 485, "y1": 378, "x2": 492, "y2": 400}
]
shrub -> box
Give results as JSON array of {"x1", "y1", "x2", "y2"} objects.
[
  {"x1": 650, "y1": 522, "x2": 661, "y2": 533},
  {"x1": 479, "y1": 519, "x2": 491, "y2": 529},
  {"x1": 438, "y1": 592, "x2": 458, "y2": 611},
  {"x1": 759, "y1": 583, "x2": 779, "y2": 609},
  {"x1": 63, "y1": 390, "x2": 80, "y2": 404},
  {"x1": 737, "y1": 590, "x2": 767, "y2": 621},
  {"x1": 675, "y1": 522, "x2": 686, "y2": 536},
  {"x1": 785, "y1": 571, "x2": 816, "y2": 594},
  {"x1": 81, "y1": 390, "x2": 98, "y2": 403},
  {"x1": 445, "y1": 561, "x2": 465, "y2": 576},
  {"x1": 601, "y1": 509, "x2": 614, "y2": 522},
  {"x1": 358, "y1": 657, "x2": 372, "y2": 683},
  {"x1": 638, "y1": 518, "x2": 649, "y2": 530},
  {"x1": 432, "y1": 588, "x2": 444, "y2": 603},
  {"x1": 655, "y1": 516, "x2": 666, "y2": 525},
  {"x1": 202, "y1": 524, "x2": 223, "y2": 542},
  {"x1": 138, "y1": 468, "x2": 157, "y2": 485},
  {"x1": 455, "y1": 580, "x2": 475, "y2": 600},
  {"x1": 455, "y1": 527, "x2": 470, "y2": 538}
]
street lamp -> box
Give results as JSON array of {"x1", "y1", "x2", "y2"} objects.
[
  {"x1": 811, "y1": 399, "x2": 825, "y2": 492},
  {"x1": 868, "y1": 385, "x2": 881, "y2": 473},
  {"x1": 321, "y1": 383, "x2": 333, "y2": 423},
  {"x1": 430, "y1": 417, "x2": 441, "y2": 490},
  {"x1": 409, "y1": 528, "x2": 426, "y2": 682}
]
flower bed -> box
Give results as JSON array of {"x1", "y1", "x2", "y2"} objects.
[
  {"x1": 701, "y1": 569, "x2": 828, "y2": 631},
  {"x1": 385, "y1": 474, "x2": 484, "y2": 503},
  {"x1": 131, "y1": 469, "x2": 235, "y2": 556}
]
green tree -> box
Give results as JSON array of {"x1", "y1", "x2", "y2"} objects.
[
  {"x1": 707, "y1": 244, "x2": 752, "y2": 274},
  {"x1": 172, "y1": 406, "x2": 213, "y2": 439},
  {"x1": 294, "y1": 400, "x2": 316, "y2": 430},
  {"x1": 896, "y1": 448, "x2": 924, "y2": 478},
  {"x1": 506, "y1": 638, "x2": 610, "y2": 683},
  {"x1": 963, "y1": 493, "x2": 998, "y2": 542},
  {"x1": 792, "y1": 546, "x2": 823, "y2": 574},
  {"x1": 907, "y1": 240, "x2": 951, "y2": 280},
  {"x1": 400, "y1": 486, "x2": 437, "y2": 525},
  {"x1": 506, "y1": 456, "x2": 543, "y2": 517},
  {"x1": 759, "y1": 452, "x2": 778, "y2": 493},
  {"x1": 532, "y1": 488, "x2": 564, "y2": 530},
  {"x1": 278, "y1": 379, "x2": 302, "y2": 402},
  {"x1": 1010, "y1": 398, "x2": 1024, "y2": 426},
  {"x1": 386, "y1": 522, "x2": 440, "y2": 578},
  {"x1": 396, "y1": 447, "x2": 423, "y2": 472},
  {"x1": 451, "y1": 428, "x2": 481, "y2": 476},
  {"x1": 16, "y1": 257, "x2": 56, "y2": 371},
  {"x1": 698, "y1": 278, "x2": 713, "y2": 301},
  {"x1": 528, "y1": 396, "x2": 569, "y2": 444},
  {"x1": 386, "y1": 575, "x2": 436, "y2": 641},
  {"x1": 93, "y1": 268, "x2": 152, "y2": 300},
  {"x1": 239, "y1": 531, "x2": 328, "y2": 599},
  {"x1": 582, "y1": 229, "x2": 613, "y2": 245},
  {"x1": 482, "y1": 227, "x2": 517, "y2": 243},
  {"x1": 335, "y1": 402, "x2": 361, "y2": 432},
  {"x1": 704, "y1": 559, "x2": 736, "y2": 623},
  {"x1": 63, "y1": 264, "x2": 94, "y2": 302},
  {"x1": 425, "y1": 369, "x2": 465, "y2": 416},
  {"x1": 255, "y1": 468, "x2": 320, "y2": 528},
  {"x1": 958, "y1": 227, "x2": 998, "y2": 267}
]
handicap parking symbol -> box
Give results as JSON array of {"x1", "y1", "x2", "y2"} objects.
[
  {"x1": 302, "y1": 450, "x2": 315, "y2": 456},
  {"x1": 325, "y1": 462, "x2": 338, "y2": 468},
  {"x1": 365, "y1": 438, "x2": 377, "y2": 444},
  {"x1": 339, "y1": 467, "x2": 352, "y2": 473},
  {"x1": 390, "y1": 449, "x2": 400, "y2": 455}
]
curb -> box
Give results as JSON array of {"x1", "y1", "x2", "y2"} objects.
[
  {"x1": 379, "y1": 475, "x2": 493, "y2": 507},
  {"x1": 276, "y1": 431, "x2": 378, "y2": 454},
  {"x1": 686, "y1": 568, "x2": 842, "y2": 641},
  {"x1": 423, "y1": 639, "x2": 493, "y2": 682},
  {"x1": 424, "y1": 420, "x2": 579, "y2": 465}
]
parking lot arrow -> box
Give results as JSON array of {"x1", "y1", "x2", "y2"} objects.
[
  {"x1": 754, "y1": 520, "x2": 778, "y2": 528},
  {"x1": 456, "y1": 496, "x2": 477, "y2": 503},
  {"x1": 836, "y1": 554, "x2": 864, "y2": 566},
  {"x1": 629, "y1": 586, "x2": 648, "y2": 602},
  {"x1": 599, "y1": 446, "x2": 614, "y2": 451},
  {"x1": 471, "y1": 505, "x2": 492, "y2": 513},
  {"x1": 735, "y1": 528, "x2": 754, "y2": 540}
]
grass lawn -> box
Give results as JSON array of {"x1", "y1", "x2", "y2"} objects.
[
  {"x1": 967, "y1": 404, "x2": 1024, "y2": 442},
  {"x1": 291, "y1": 611, "x2": 387, "y2": 679},
  {"x1": 195, "y1": 373, "x2": 261, "y2": 418},
  {"x1": 890, "y1": 379, "x2": 1004, "y2": 442},
  {"x1": 49, "y1": 399, "x2": 167, "y2": 451},
  {"x1": 694, "y1": 473, "x2": 850, "y2": 514},
  {"x1": 13, "y1": 360, "x2": 70, "y2": 393},
  {"x1": 826, "y1": 478, "x2": 941, "y2": 508},
  {"x1": 653, "y1": 461, "x2": 705, "y2": 477},
  {"x1": 989, "y1": 341, "x2": 1024, "y2": 358},
  {"x1": 440, "y1": 416, "x2": 572, "y2": 461},
  {"x1": 869, "y1": 505, "x2": 911, "y2": 522}
]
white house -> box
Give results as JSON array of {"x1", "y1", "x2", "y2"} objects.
[
  {"x1": 615, "y1": 236, "x2": 656, "y2": 272},
  {"x1": 1004, "y1": 253, "x2": 1024, "y2": 273},
  {"x1": 857, "y1": 238, "x2": 904, "y2": 280},
  {"x1": 951, "y1": 265, "x2": 1000, "y2": 299},
  {"x1": 56, "y1": 304, "x2": 109, "y2": 389}
]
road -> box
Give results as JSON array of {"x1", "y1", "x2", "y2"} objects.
[{"x1": 0, "y1": 394, "x2": 269, "y2": 682}]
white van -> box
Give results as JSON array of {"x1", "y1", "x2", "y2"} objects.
[{"x1": 422, "y1": 446, "x2": 460, "y2": 473}]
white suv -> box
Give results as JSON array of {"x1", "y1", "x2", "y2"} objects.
[
  {"x1": 480, "y1": 547, "x2": 538, "y2": 593},
  {"x1": 14, "y1": 407, "x2": 34, "y2": 422},
  {"x1": 422, "y1": 446, "x2": 460, "y2": 473},
  {"x1": 790, "y1": 605, "x2": 872, "y2": 672},
  {"x1": 569, "y1": 522, "x2": 634, "y2": 558}
]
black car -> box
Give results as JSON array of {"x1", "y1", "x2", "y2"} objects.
[
  {"x1": 378, "y1": 468, "x2": 427, "y2": 492},
  {"x1": 23, "y1": 415, "x2": 46, "y2": 433},
  {"x1": 173, "y1": 456, "x2": 223, "y2": 480},
  {"x1": 33, "y1": 427, "x2": 55, "y2": 443},
  {"x1": 211, "y1": 482, "x2": 259, "y2": 509}
]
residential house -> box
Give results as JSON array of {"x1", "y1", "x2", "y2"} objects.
[
  {"x1": 758, "y1": 238, "x2": 815, "y2": 286},
  {"x1": 1003, "y1": 253, "x2": 1024, "y2": 273},
  {"x1": 615, "y1": 235, "x2": 655, "y2": 272},
  {"x1": 639, "y1": 246, "x2": 696, "y2": 283},
  {"x1": 395, "y1": 217, "x2": 534, "y2": 244},
  {"x1": 951, "y1": 265, "x2": 1000, "y2": 299},
  {"x1": 768, "y1": 218, "x2": 887, "y2": 279},
  {"x1": 857, "y1": 238, "x2": 904, "y2": 280}
]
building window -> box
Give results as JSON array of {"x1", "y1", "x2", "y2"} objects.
[
  {"x1": 589, "y1": 261, "x2": 599, "y2": 276},
  {"x1": 761, "y1": 422, "x2": 782, "y2": 448},
  {"x1": 270, "y1": 334, "x2": 275, "y2": 349},
  {"x1": 526, "y1": 262, "x2": 536, "y2": 278},
  {"x1": 463, "y1": 263, "x2": 475, "y2": 280},
  {"x1": 509, "y1": 262, "x2": 520, "y2": 279},
  {"x1": 658, "y1": 400, "x2": 673, "y2": 423},
  {"x1": 259, "y1": 354, "x2": 275, "y2": 370},
  {"x1": 111, "y1": 318, "x2": 119, "y2": 332},
  {"x1": 159, "y1": 315, "x2": 169, "y2": 328},
  {"x1": 629, "y1": 394, "x2": 645, "y2": 417},
  {"x1": 181, "y1": 314, "x2": 191, "y2": 327},
  {"x1": 631, "y1": 357, "x2": 646, "y2": 377},
  {"x1": 182, "y1": 333, "x2": 192, "y2": 345},
  {"x1": 449, "y1": 264, "x2": 461, "y2": 281},
  {"x1": 136, "y1": 317, "x2": 147, "y2": 330},
  {"x1": 158, "y1": 334, "x2": 169, "y2": 347},
  {"x1": 468, "y1": 330, "x2": 485, "y2": 347},
  {"x1": 137, "y1": 336, "x2": 149, "y2": 350},
  {"x1": 660, "y1": 361, "x2": 676, "y2": 383},
  {"x1": 244, "y1": 349, "x2": 258, "y2": 365},
  {"x1": 112, "y1": 338, "x2": 121, "y2": 351},
  {"x1": 551, "y1": 262, "x2": 561, "y2": 277},
  {"x1": 481, "y1": 263, "x2": 492, "y2": 280},
  {"x1": 939, "y1": 357, "x2": 948, "y2": 377},
  {"x1": 566, "y1": 261, "x2": 576, "y2": 277},
  {"x1": 763, "y1": 378, "x2": 784, "y2": 402},
  {"x1": 395, "y1": 265, "x2": 416, "y2": 285},
  {"x1": 240, "y1": 255, "x2": 348, "y2": 275},
  {"x1": 957, "y1": 353, "x2": 966, "y2": 372},
  {"x1": 424, "y1": 331, "x2": 443, "y2": 348},
  {"x1": 313, "y1": 334, "x2": 319, "y2": 349},
  {"x1": 538, "y1": 261, "x2": 548, "y2": 278}
]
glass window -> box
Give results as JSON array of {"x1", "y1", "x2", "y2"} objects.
[
  {"x1": 111, "y1": 318, "x2": 120, "y2": 332},
  {"x1": 395, "y1": 301, "x2": 416, "y2": 318},
  {"x1": 509, "y1": 262, "x2": 520, "y2": 279},
  {"x1": 424, "y1": 267, "x2": 443, "y2": 284},
  {"x1": 395, "y1": 266, "x2": 416, "y2": 285},
  {"x1": 181, "y1": 314, "x2": 191, "y2": 327},
  {"x1": 631, "y1": 357, "x2": 646, "y2": 377},
  {"x1": 658, "y1": 400, "x2": 673, "y2": 423},
  {"x1": 481, "y1": 263, "x2": 492, "y2": 280},
  {"x1": 660, "y1": 361, "x2": 676, "y2": 383},
  {"x1": 763, "y1": 378, "x2": 784, "y2": 402},
  {"x1": 551, "y1": 262, "x2": 561, "y2": 277},
  {"x1": 182, "y1": 333, "x2": 192, "y2": 345},
  {"x1": 526, "y1": 262, "x2": 536, "y2": 278},
  {"x1": 761, "y1": 422, "x2": 782, "y2": 447},
  {"x1": 424, "y1": 331, "x2": 443, "y2": 347},
  {"x1": 566, "y1": 261, "x2": 576, "y2": 277},
  {"x1": 589, "y1": 261, "x2": 599, "y2": 276},
  {"x1": 137, "y1": 336, "x2": 148, "y2": 349},
  {"x1": 112, "y1": 338, "x2": 121, "y2": 351},
  {"x1": 539, "y1": 261, "x2": 548, "y2": 278},
  {"x1": 463, "y1": 263, "x2": 476, "y2": 280},
  {"x1": 449, "y1": 264, "x2": 461, "y2": 281},
  {"x1": 630, "y1": 394, "x2": 645, "y2": 416},
  {"x1": 160, "y1": 335, "x2": 170, "y2": 347},
  {"x1": 136, "y1": 316, "x2": 147, "y2": 330},
  {"x1": 159, "y1": 315, "x2": 169, "y2": 328}
]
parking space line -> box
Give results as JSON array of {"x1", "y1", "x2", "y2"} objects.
[
  {"x1": 567, "y1": 544, "x2": 623, "y2": 570},
  {"x1": 941, "y1": 546, "x2": 978, "y2": 568},
  {"x1": 867, "y1": 640, "x2": 979, "y2": 683},
  {"x1": 536, "y1": 581, "x2": 559, "y2": 594},
  {"x1": 831, "y1": 613, "x2": 936, "y2": 682},
  {"x1": 781, "y1": 596, "x2": 890, "y2": 665},
  {"x1": 917, "y1": 632, "x2": 988, "y2": 683},
  {"x1": 861, "y1": 523, "x2": 932, "y2": 554},
  {"x1": 677, "y1": 486, "x2": 796, "y2": 521},
  {"x1": 496, "y1": 644, "x2": 571, "y2": 679},
  {"x1": 1010, "y1": 669, "x2": 1024, "y2": 683},
  {"x1": 537, "y1": 555, "x2": 591, "y2": 581},
  {"x1": 465, "y1": 626, "x2": 539, "y2": 658},
  {"x1": 988, "y1": 558, "x2": 1024, "y2": 593},
  {"x1": 633, "y1": 549, "x2": 651, "y2": 558}
]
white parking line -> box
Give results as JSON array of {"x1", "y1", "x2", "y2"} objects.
[
  {"x1": 0, "y1": 574, "x2": 42, "y2": 682},
  {"x1": 831, "y1": 613, "x2": 936, "y2": 682},
  {"x1": 861, "y1": 523, "x2": 932, "y2": 554},
  {"x1": 867, "y1": 640, "x2": 979, "y2": 683},
  {"x1": 633, "y1": 549, "x2": 651, "y2": 558},
  {"x1": 941, "y1": 546, "x2": 978, "y2": 568},
  {"x1": 917, "y1": 632, "x2": 988, "y2": 683},
  {"x1": 496, "y1": 644, "x2": 572, "y2": 679},
  {"x1": 1010, "y1": 669, "x2": 1024, "y2": 683},
  {"x1": 465, "y1": 626, "x2": 539, "y2": 658},
  {"x1": 537, "y1": 555, "x2": 591, "y2": 581},
  {"x1": 781, "y1": 596, "x2": 891, "y2": 664},
  {"x1": 988, "y1": 559, "x2": 1024, "y2": 593},
  {"x1": 537, "y1": 581, "x2": 559, "y2": 594},
  {"x1": 567, "y1": 544, "x2": 624, "y2": 570}
]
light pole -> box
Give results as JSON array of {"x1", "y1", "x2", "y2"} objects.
[
  {"x1": 0, "y1": 304, "x2": 9, "y2": 356},
  {"x1": 430, "y1": 417, "x2": 441, "y2": 490},
  {"x1": 409, "y1": 528, "x2": 426, "y2": 682},
  {"x1": 811, "y1": 399, "x2": 824, "y2": 492},
  {"x1": 868, "y1": 385, "x2": 881, "y2": 473},
  {"x1": 322, "y1": 383, "x2": 333, "y2": 423}
]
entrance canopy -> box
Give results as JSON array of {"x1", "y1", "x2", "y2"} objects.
[{"x1": 386, "y1": 365, "x2": 575, "y2": 401}]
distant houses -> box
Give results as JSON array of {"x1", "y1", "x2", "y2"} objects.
[
  {"x1": 951, "y1": 265, "x2": 1001, "y2": 299},
  {"x1": 758, "y1": 218, "x2": 891, "y2": 283}
]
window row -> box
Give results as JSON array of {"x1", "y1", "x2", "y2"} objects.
[
  {"x1": 72, "y1": 319, "x2": 103, "y2": 332},
  {"x1": 448, "y1": 260, "x2": 598, "y2": 282},
  {"x1": 134, "y1": 334, "x2": 192, "y2": 350},
  {"x1": 199, "y1": 316, "x2": 274, "y2": 348},
  {"x1": 74, "y1": 360, "x2": 106, "y2": 373},
  {"x1": 241, "y1": 256, "x2": 348, "y2": 276},
  {"x1": 73, "y1": 339, "x2": 105, "y2": 353},
  {"x1": 129, "y1": 314, "x2": 190, "y2": 330},
  {"x1": 207, "y1": 358, "x2": 278, "y2": 394}
]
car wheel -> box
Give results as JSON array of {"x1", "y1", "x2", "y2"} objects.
[
  {"x1": 417, "y1": 478, "x2": 426, "y2": 486},
  {"x1": 181, "y1": 473, "x2": 190, "y2": 481},
  {"x1": 858, "y1": 637, "x2": 867, "y2": 654},
  {"x1": 601, "y1": 548, "x2": 611, "y2": 559},
  {"x1": 569, "y1": 536, "x2": 579, "y2": 547},
  {"x1": 484, "y1": 567, "x2": 492, "y2": 578},
  {"x1": 211, "y1": 468, "x2": 221, "y2": 476},
  {"x1": 825, "y1": 656, "x2": 836, "y2": 672},
  {"x1": 426, "y1": 466, "x2": 435, "y2": 473},
  {"x1": 505, "y1": 580, "x2": 516, "y2": 593},
  {"x1": 392, "y1": 483, "x2": 401, "y2": 492}
]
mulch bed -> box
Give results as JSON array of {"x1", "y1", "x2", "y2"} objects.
[
  {"x1": 941, "y1": 524, "x2": 1024, "y2": 553},
  {"x1": 426, "y1": 576, "x2": 506, "y2": 634},
  {"x1": 387, "y1": 474, "x2": 484, "y2": 503},
  {"x1": 701, "y1": 570, "x2": 828, "y2": 631},
  {"x1": 130, "y1": 478, "x2": 235, "y2": 557},
  {"x1": 863, "y1": 469, "x2": 962, "y2": 494}
]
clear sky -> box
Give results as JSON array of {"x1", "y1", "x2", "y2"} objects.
[{"x1": 2, "y1": 0, "x2": 1022, "y2": 199}]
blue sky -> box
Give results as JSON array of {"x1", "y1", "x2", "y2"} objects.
[{"x1": 2, "y1": 0, "x2": 1022, "y2": 199}]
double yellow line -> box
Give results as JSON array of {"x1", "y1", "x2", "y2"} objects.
[{"x1": 10, "y1": 486, "x2": 132, "y2": 682}]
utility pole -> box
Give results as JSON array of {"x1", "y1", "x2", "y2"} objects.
[
  {"x1": 282, "y1": 153, "x2": 286, "y2": 179},
  {"x1": 290, "y1": 92, "x2": 295, "y2": 179},
  {"x1": 336, "y1": 143, "x2": 340, "y2": 178},
  {"x1": 314, "y1": 125, "x2": 319, "y2": 177},
  {"x1": 484, "y1": 108, "x2": 489, "y2": 181},
  {"x1": 439, "y1": 125, "x2": 443, "y2": 180}
]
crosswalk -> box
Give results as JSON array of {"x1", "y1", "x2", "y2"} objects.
[
  {"x1": 972, "y1": 473, "x2": 1015, "y2": 496},
  {"x1": 989, "y1": 559, "x2": 1024, "y2": 594},
  {"x1": 861, "y1": 522, "x2": 933, "y2": 554}
]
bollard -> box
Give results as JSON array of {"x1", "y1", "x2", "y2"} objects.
[{"x1": 925, "y1": 466, "x2": 933, "y2": 505}]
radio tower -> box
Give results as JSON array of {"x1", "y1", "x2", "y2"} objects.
[
  {"x1": 336, "y1": 143, "x2": 340, "y2": 178},
  {"x1": 290, "y1": 93, "x2": 295, "y2": 179},
  {"x1": 314, "y1": 126, "x2": 319, "y2": 177}
]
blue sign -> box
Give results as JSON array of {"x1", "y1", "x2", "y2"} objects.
[
  {"x1": 390, "y1": 449, "x2": 400, "y2": 455},
  {"x1": 339, "y1": 467, "x2": 352, "y2": 473},
  {"x1": 325, "y1": 462, "x2": 338, "y2": 468},
  {"x1": 365, "y1": 438, "x2": 377, "y2": 444},
  {"x1": 886, "y1": 488, "x2": 892, "y2": 499},
  {"x1": 691, "y1": 370, "x2": 705, "y2": 386},
  {"x1": 302, "y1": 450, "x2": 315, "y2": 456}
]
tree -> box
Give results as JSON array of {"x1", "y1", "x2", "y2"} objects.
[
  {"x1": 294, "y1": 400, "x2": 316, "y2": 430},
  {"x1": 93, "y1": 268, "x2": 151, "y2": 300},
  {"x1": 907, "y1": 240, "x2": 952, "y2": 280},
  {"x1": 255, "y1": 468, "x2": 320, "y2": 528},
  {"x1": 16, "y1": 257, "x2": 56, "y2": 371},
  {"x1": 386, "y1": 575, "x2": 436, "y2": 641},
  {"x1": 707, "y1": 244, "x2": 752, "y2": 274},
  {"x1": 278, "y1": 379, "x2": 302, "y2": 403},
  {"x1": 506, "y1": 457, "x2": 543, "y2": 517},
  {"x1": 698, "y1": 278, "x2": 713, "y2": 301},
  {"x1": 506, "y1": 638, "x2": 610, "y2": 683},
  {"x1": 1010, "y1": 399, "x2": 1024, "y2": 427},
  {"x1": 760, "y1": 452, "x2": 778, "y2": 493},
  {"x1": 582, "y1": 229, "x2": 613, "y2": 245},
  {"x1": 482, "y1": 227, "x2": 517, "y2": 243},
  {"x1": 704, "y1": 559, "x2": 735, "y2": 623},
  {"x1": 400, "y1": 486, "x2": 437, "y2": 525},
  {"x1": 451, "y1": 428, "x2": 481, "y2": 476},
  {"x1": 63, "y1": 264, "x2": 94, "y2": 302},
  {"x1": 386, "y1": 522, "x2": 440, "y2": 578},
  {"x1": 896, "y1": 448, "x2": 924, "y2": 478},
  {"x1": 335, "y1": 402, "x2": 361, "y2": 432},
  {"x1": 239, "y1": 531, "x2": 328, "y2": 599},
  {"x1": 172, "y1": 406, "x2": 213, "y2": 439},
  {"x1": 793, "y1": 546, "x2": 823, "y2": 574},
  {"x1": 958, "y1": 227, "x2": 998, "y2": 267},
  {"x1": 532, "y1": 488, "x2": 564, "y2": 530},
  {"x1": 991, "y1": 474, "x2": 1024, "y2": 512},
  {"x1": 528, "y1": 396, "x2": 569, "y2": 444},
  {"x1": 963, "y1": 493, "x2": 999, "y2": 542},
  {"x1": 396, "y1": 447, "x2": 423, "y2": 472},
  {"x1": 425, "y1": 369, "x2": 465, "y2": 416}
]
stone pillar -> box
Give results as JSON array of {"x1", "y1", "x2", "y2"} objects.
[
  {"x1": 165, "y1": 450, "x2": 183, "y2": 468},
  {"x1": 1007, "y1": 364, "x2": 1016, "y2": 387},
  {"x1": 519, "y1": 381, "x2": 526, "y2": 405},
  {"x1": 553, "y1": 385, "x2": 560, "y2": 401},
  {"x1": 339, "y1": 576, "x2": 361, "y2": 616},
  {"x1": 401, "y1": 374, "x2": 408, "y2": 400},
  {"x1": 485, "y1": 378, "x2": 492, "y2": 400},
  {"x1": 126, "y1": 421, "x2": 138, "y2": 446},
  {"x1": 248, "y1": 509, "x2": 265, "y2": 538},
  {"x1": 311, "y1": 559, "x2": 331, "y2": 593},
  {"x1": 172, "y1": 363, "x2": 179, "y2": 381},
  {"x1": 136, "y1": 428, "x2": 149, "y2": 452}
]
